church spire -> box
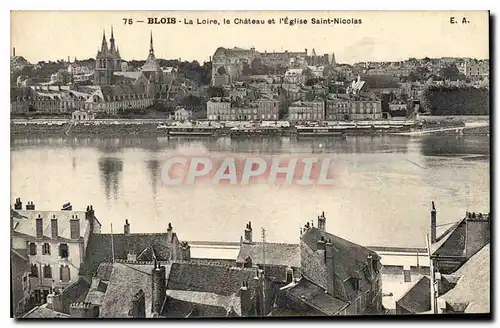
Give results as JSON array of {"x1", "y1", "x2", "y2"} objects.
[
  {"x1": 149, "y1": 30, "x2": 155, "y2": 57},
  {"x1": 109, "y1": 26, "x2": 116, "y2": 54},
  {"x1": 101, "y1": 29, "x2": 108, "y2": 52}
]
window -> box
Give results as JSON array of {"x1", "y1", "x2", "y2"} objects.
[
  {"x1": 352, "y1": 278, "x2": 360, "y2": 291},
  {"x1": 29, "y1": 243, "x2": 37, "y2": 256},
  {"x1": 60, "y1": 265, "x2": 71, "y2": 282},
  {"x1": 42, "y1": 243, "x2": 51, "y2": 255},
  {"x1": 59, "y1": 244, "x2": 69, "y2": 258},
  {"x1": 30, "y1": 264, "x2": 38, "y2": 278},
  {"x1": 365, "y1": 290, "x2": 371, "y2": 309},
  {"x1": 43, "y1": 265, "x2": 52, "y2": 279},
  {"x1": 355, "y1": 297, "x2": 361, "y2": 314}
]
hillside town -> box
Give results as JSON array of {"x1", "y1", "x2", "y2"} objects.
[
  {"x1": 11, "y1": 199, "x2": 489, "y2": 318},
  {"x1": 10, "y1": 28, "x2": 490, "y2": 125}
]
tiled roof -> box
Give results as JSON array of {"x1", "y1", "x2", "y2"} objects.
[
  {"x1": 301, "y1": 227, "x2": 380, "y2": 281},
  {"x1": 80, "y1": 232, "x2": 176, "y2": 275},
  {"x1": 439, "y1": 244, "x2": 490, "y2": 313},
  {"x1": 164, "y1": 290, "x2": 241, "y2": 317},
  {"x1": 96, "y1": 262, "x2": 114, "y2": 281},
  {"x1": 114, "y1": 71, "x2": 142, "y2": 80},
  {"x1": 162, "y1": 296, "x2": 228, "y2": 318},
  {"x1": 166, "y1": 263, "x2": 256, "y2": 296},
  {"x1": 12, "y1": 209, "x2": 89, "y2": 241},
  {"x1": 430, "y1": 219, "x2": 464, "y2": 256},
  {"x1": 395, "y1": 275, "x2": 431, "y2": 313},
  {"x1": 142, "y1": 53, "x2": 163, "y2": 73},
  {"x1": 99, "y1": 262, "x2": 163, "y2": 318},
  {"x1": 284, "y1": 277, "x2": 348, "y2": 315},
  {"x1": 236, "y1": 243, "x2": 300, "y2": 268},
  {"x1": 22, "y1": 304, "x2": 70, "y2": 319},
  {"x1": 100, "y1": 84, "x2": 146, "y2": 98}
]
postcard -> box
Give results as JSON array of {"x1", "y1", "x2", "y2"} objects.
[{"x1": 10, "y1": 10, "x2": 490, "y2": 318}]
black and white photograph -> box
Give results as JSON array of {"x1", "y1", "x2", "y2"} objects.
[{"x1": 9, "y1": 10, "x2": 490, "y2": 319}]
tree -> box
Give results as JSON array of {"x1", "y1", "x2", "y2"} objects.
[
  {"x1": 207, "y1": 86, "x2": 224, "y2": 98},
  {"x1": 181, "y1": 95, "x2": 202, "y2": 110},
  {"x1": 439, "y1": 65, "x2": 461, "y2": 80}
]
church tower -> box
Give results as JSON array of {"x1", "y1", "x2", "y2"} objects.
[{"x1": 94, "y1": 27, "x2": 121, "y2": 85}]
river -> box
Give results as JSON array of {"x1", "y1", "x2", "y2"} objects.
[{"x1": 10, "y1": 134, "x2": 490, "y2": 248}]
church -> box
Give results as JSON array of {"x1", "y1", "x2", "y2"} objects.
[{"x1": 94, "y1": 27, "x2": 122, "y2": 86}]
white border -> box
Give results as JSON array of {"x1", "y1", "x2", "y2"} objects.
[{"x1": 3, "y1": 1, "x2": 497, "y2": 327}]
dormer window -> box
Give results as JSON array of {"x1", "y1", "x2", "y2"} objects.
[{"x1": 352, "y1": 277, "x2": 360, "y2": 291}]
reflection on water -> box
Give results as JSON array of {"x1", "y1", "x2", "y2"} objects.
[
  {"x1": 146, "y1": 159, "x2": 160, "y2": 197},
  {"x1": 12, "y1": 135, "x2": 412, "y2": 154},
  {"x1": 10, "y1": 135, "x2": 490, "y2": 248},
  {"x1": 98, "y1": 157, "x2": 123, "y2": 201},
  {"x1": 421, "y1": 135, "x2": 490, "y2": 157}
]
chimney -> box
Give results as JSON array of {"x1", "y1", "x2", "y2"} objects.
[
  {"x1": 86, "y1": 205, "x2": 97, "y2": 233},
  {"x1": 240, "y1": 281, "x2": 252, "y2": 317},
  {"x1": 51, "y1": 215, "x2": 58, "y2": 239},
  {"x1": 46, "y1": 292, "x2": 63, "y2": 313},
  {"x1": 317, "y1": 236, "x2": 326, "y2": 259},
  {"x1": 127, "y1": 251, "x2": 137, "y2": 262},
  {"x1": 285, "y1": 267, "x2": 294, "y2": 284},
  {"x1": 317, "y1": 212, "x2": 326, "y2": 231},
  {"x1": 26, "y1": 201, "x2": 35, "y2": 210},
  {"x1": 151, "y1": 260, "x2": 166, "y2": 314},
  {"x1": 14, "y1": 198, "x2": 22, "y2": 210},
  {"x1": 403, "y1": 264, "x2": 411, "y2": 282},
  {"x1": 325, "y1": 239, "x2": 335, "y2": 296},
  {"x1": 36, "y1": 214, "x2": 43, "y2": 238},
  {"x1": 243, "y1": 221, "x2": 253, "y2": 244},
  {"x1": 69, "y1": 302, "x2": 100, "y2": 318},
  {"x1": 367, "y1": 254, "x2": 374, "y2": 278},
  {"x1": 124, "y1": 219, "x2": 130, "y2": 235},
  {"x1": 430, "y1": 201, "x2": 437, "y2": 244},
  {"x1": 70, "y1": 215, "x2": 80, "y2": 240},
  {"x1": 181, "y1": 241, "x2": 191, "y2": 261},
  {"x1": 130, "y1": 289, "x2": 146, "y2": 318}
]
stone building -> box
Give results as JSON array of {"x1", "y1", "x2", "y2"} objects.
[
  {"x1": 206, "y1": 97, "x2": 231, "y2": 120},
  {"x1": 94, "y1": 28, "x2": 122, "y2": 86},
  {"x1": 274, "y1": 213, "x2": 384, "y2": 316},
  {"x1": 211, "y1": 47, "x2": 257, "y2": 86},
  {"x1": 84, "y1": 84, "x2": 152, "y2": 115},
  {"x1": 11, "y1": 199, "x2": 102, "y2": 306},
  {"x1": 288, "y1": 100, "x2": 325, "y2": 122},
  {"x1": 326, "y1": 94, "x2": 382, "y2": 121}
]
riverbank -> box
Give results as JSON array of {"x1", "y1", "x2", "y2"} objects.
[{"x1": 11, "y1": 118, "x2": 486, "y2": 137}]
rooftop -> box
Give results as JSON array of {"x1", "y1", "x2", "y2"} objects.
[
  {"x1": 283, "y1": 277, "x2": 348, "y2": 315},
  {"x1": 12, "y1": 209, "x2": 90, "y2": 242},
  {"x1": 99, "y1": 262, "x2": 159, "y2": 318},
  {"x1": 22, "y1": 304, "x2": 70, "y2": 319},
  {"x1": 166, "y1": 262, "x2": 257, "y2": 296},
  {"x1": 439, "y1": 244, "x2": 490, "y2": 313},
  {"x1": 395, "y1": 275, "x2": 431, "y2": 313},
  {"x1": 80, "y1": 232, "x2": 177, "y2": 275},
  {"x1": 301, "y1": 227, "x2": 381, "y2": 281},
  {"x1": 236, "y1": 242, "x2": 300, "y2": 268}
]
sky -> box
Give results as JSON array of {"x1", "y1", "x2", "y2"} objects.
[{"x1": 11, "y1": 11, "x2": 489, "y2": 64}]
